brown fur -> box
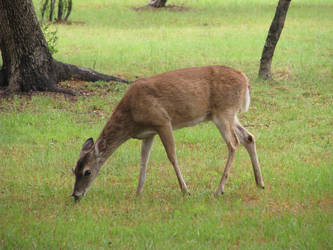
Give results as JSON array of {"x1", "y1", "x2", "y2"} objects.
[
  {"x1": 101, "y1": 65, "x2": 248, "y2": 139},
  {"x1": 72, "y1": 65, "x2": 264, "y2": 200}
]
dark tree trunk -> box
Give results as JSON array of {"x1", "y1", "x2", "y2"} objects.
[
  {"x1": 64, "y1": 0, "x2": 72, "y2": 21},
  {"x1": 0, "y1": 68, "x2": 6, "y2": 87},
  {"x1": 0, "y1": 0, "x2": 55, "y2": 92},
  {"x1": 0, "y1": 37, "x2": 8, "y2": 87},
  {"x1": 149, "y1": 0, "x2": 167, "y2": 8},
  {"x1": 259, "y1": 0, "x2": 291, "y2": 80},
  {"x1": 0, "y1": 0, "x2": 128, "y2": 95},
  {"x1": 41, "y1": 0, "x2": 49, "y2": 21},
  {"x1": 40, "y1": 0, "x2": 72, "y2": 22},
  {"x1": 49, "y1": 0, "x2": 55, "y2": 21},
  {"x1": 57, "y1": 0, "x2": 63, "y2": 21}
]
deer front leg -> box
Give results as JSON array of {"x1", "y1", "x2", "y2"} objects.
[
  {"x1": 136, "y1": 135, "x2": 155, "y2": 195},
  {"x1": 156, "y1": 123, "x2": 189, "y2": 194},
  {"x1": 215, "y1": 143, "x2": 236, "y2": 196},
  {"x1": 213, "y1": 114, "x2": 239, "y2": 196}
]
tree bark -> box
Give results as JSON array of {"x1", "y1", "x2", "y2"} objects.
[
  {"x1": 0, "y1": 0, "x2": 128, "y2": 95},
  {"x1": 40, "y1": 0, "x2": 72, "y2": 22},
  {"x1": 57, "y1": 0, "x2": 64, "y2": 21},
  {"x1": 41, "y1": 0, "x2": 49, "y2": 21},
  {"x1": 49, "y1": 0, "x2": 55, "y2": 21},
  {"x1": 54, "y1": 60, "x2": 129, "y2": 83},
  {"x1": 258, "y1": 0, "x2": 291, "y2": 80},
  {"x1": 149, "y1": 0, "x2": 167, "y2": 8},
  {"x1": 0, "y1": 37, "x2": 8, "y2": 87},
  {"x1": 64, "y1": 0, "x2": 72, "y2": 21}
]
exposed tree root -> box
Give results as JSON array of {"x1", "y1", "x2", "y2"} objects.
[
  {"x1": 0, "y1": 60, "x2": 130, "y2": 97},
  {"x1": 54, "y1": 60, "x2": 130, "y2": 84},
  {"x1": 47, "y1": 85, "x2": 76, "y2": 96}
]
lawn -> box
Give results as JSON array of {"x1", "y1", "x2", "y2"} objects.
[{"x1": 0, "y1": 0, "x2": 332, "y2": 248}]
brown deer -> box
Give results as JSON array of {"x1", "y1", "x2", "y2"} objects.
[{"x1": 71, "y1": 65, "x2": 264, "y2": 201}]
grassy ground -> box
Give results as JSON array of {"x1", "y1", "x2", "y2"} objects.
[{"x1": 1, "y1": 0, "x2": 333, "y2": 248}]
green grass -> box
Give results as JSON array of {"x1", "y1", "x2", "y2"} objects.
[{"x1": 1, "y1": 0, "x2": 333, "y2": 248}]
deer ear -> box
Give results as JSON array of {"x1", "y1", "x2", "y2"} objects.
[
  {"x1": 81, "y1": 138, "x2": 94, "y2": 152},
  {"x1": 95, "y1": 138, "x2": 106, "y2": 155}
]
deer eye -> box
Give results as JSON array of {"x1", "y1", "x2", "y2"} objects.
[{"x1": 84, "y1": 170, "x2": 92, "y2": 176}]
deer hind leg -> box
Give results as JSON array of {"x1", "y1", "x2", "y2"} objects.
[
  {"x1": 234, "y1": 117, "x2": 265, "y2": 189},
  {"x1": 155, "y1": 123, "x2": 189, "y2": 194},
  {"x1": 136, "y1": 135, "x2": 155, "y2": 196},
  {"x1": 213, "y1": 113, "x2": 240, "y2": 196}
]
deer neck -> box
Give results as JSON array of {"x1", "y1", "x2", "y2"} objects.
[{"x1": 94, "y1": 111, "x2": 133, "y2": 166}]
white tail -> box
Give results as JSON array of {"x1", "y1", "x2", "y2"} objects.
[
  {"x1": 72, "y1": 65, "x2": 264, "y2": 200},
  {"x1": 241, "y1": 87, "x2": 250, "y2": 112},
  {"x1": 239, "y1": 72, "x2": 250, "y2": 113}
]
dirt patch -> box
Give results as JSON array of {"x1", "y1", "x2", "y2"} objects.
[
  {"x1": 317, "y1": 197, "x2": 333, "y2": 212},
  {"x1": 0, "y1": 79, "x2": 125, "y2": 102},
  {"x1": 52, "y1": 20, "x2": 86, "y2": 25},
  {"x1": 0, "y1": 87, "x2": 78, "y2": 110},
  {"x1": 59, "y1": 80, "x2": 95, "y2": 97},
  {"x1": 58, "y1": 79, "x2": 129, "y2": 99},
  {"x1": 242, "y1": 194, "x2": 259, "y2": 203},
  {"x1": 0, "y1": 81, "x2": 80, "y2": 102},
  {"x1": 133, "y1": 4, "x2": 191, "y2": 12},
  {"x1": 274, "y1": 67, "x2": 294, "y2": 81}
]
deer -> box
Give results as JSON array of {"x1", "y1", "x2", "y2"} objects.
[{"x1": 71, "y1": 65, "x2": 265, "y2": 201}]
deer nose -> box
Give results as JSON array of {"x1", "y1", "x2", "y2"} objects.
[{"x1": 71, "y1": 192, "x2": 81, "y2": 202}]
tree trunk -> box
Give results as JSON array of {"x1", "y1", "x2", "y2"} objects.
[
  {"x1": 0, "y1": 0, "x2": 56, "y2": 92},
  {"x1": 41, "y1": 0, "x2": 49, "y2": 21},
  {"x1": 40, "y1": 0, "x2": 72, "y2": 22},
  {"x1": 64, "y1": 0, "x2": 72, "y2": 21},
  {"x1": 0, "y1": 37, "x2": 8, "y2": 87},
  {"x1": 57, "y1": 0, "x2": 64, "y2": 21},
  {"x1": 258, "y1": 0, "x2": 291, "y2": 80},
  {"x1": 149, "y1": 0, "x2": 167, "y2": 8},
  {"x1": 49, "y1": 0, "x2": 56, "y2": 21},
  {"x1": 0, "y1": 0, "x2": 128, "y2": 95}
]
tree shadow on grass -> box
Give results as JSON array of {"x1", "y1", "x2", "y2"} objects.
[{"x1": 133, "y1": 4, "x2": 192, "y2": 12}]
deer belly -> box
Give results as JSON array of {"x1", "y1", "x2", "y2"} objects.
[
  {"x1": 134, "y1": 129, "x2": 157, "y2": 139},
  {"x1": 134, "y1": 114, "x2": 209, "y2": 139},
  {"x1": 173, "y1": 114, "x2": 210, "y2": 130}
]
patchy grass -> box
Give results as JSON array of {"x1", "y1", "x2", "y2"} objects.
[{"x1": 1, "y1": 0, "x2": 333, "y2": 249}]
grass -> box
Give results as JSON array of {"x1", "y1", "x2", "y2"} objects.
[{"x1": 1, "y1": 0, "x2": 333, "y2": 248}]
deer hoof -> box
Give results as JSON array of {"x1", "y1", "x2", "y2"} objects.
[
  {"x1": 256, "y1": 182, "x2": 265, "y2": 189},
  {"x1": 214, "y1": 190, "x2": 224, "y2": 197}
]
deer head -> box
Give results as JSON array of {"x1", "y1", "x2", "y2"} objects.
[{"x1": 72, "y1": 138, "x2": 104, "y2": 201}]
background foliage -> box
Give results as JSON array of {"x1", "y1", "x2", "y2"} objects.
[{"x1": 41, "y1": 22, "x2": 58, "y2": 55}]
